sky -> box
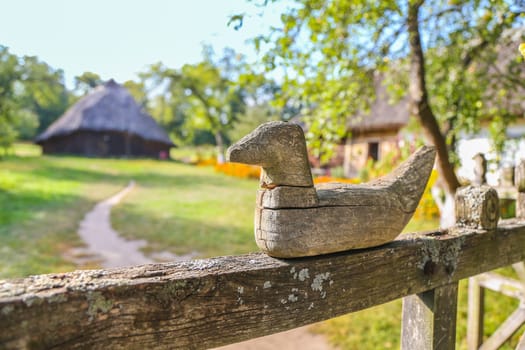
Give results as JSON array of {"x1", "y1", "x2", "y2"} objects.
[{"x1": 0, "y1": 0, "x2": 282, "y2": 89}]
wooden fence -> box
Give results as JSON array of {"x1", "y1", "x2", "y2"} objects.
[{"x1": 1, "y1": 185, "x2": 525, "y2": 349}]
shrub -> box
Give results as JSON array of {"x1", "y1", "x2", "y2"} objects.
[{"x1": 413, "y1": 169, "x2": 440, "y2": 220}]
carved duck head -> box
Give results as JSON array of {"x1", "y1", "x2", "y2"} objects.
[{"x1": 227, "y1": 121, "x2": 314, "y2": 188}]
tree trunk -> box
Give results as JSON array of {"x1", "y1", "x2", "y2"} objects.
[
  {"x1": 407, "y1": 1, "x2": 461, "y2": 195},
  {"x1": 215, "y1": 131, "x2": 225, "y2": 164}
]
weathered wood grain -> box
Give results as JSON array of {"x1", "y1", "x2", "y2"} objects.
[
  {"x1": 228, "y1": 121, "x2": 436, "y2": 258},
  {"x1": 253, "y1": 145, "x2": 435, "y2": 258},
  {"x1": 458, "y1": 182, "x2": 498, "y2": 349},
  {"x1": 467, "y1": 277, "x2": 484, "y2": 350},
  {"x1": 401, "y1": 282, "x2": 458, "y2": 350},
  {"x1": 226, "y1": 121, "x2": 314, "y2": 188},
  {"x1": 255, "y1": 205, "x2": 408, "y2": 257},
  {"x1": 256, "y1": 186, "x2": 319, "y2": 209},
  {"x1": 455, "y1": 185, "x2": 499, "y2": 230},
  {"x1": 479, "y1": 307, "x2": 525, "y2": 350},
  {"x1": 476, "y1": 272, "x2": 525, "y2": 299},
  {"x1": 467, "y1": 267, "x2": 525, "y2": 350},
  {"x1": 2, "y1": 220, "x2": 525, "y2": 349}
]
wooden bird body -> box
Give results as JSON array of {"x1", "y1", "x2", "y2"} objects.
[{"x1": 227, "y1": 121, "x2": 436, "y2": 258}]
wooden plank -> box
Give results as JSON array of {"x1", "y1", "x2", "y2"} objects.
[
  {"x1": 467, "y1": 277, "x2": 484, "y2": 350},
  {"x1": 476, "y1": 272, "x2": 525, "y2": 299},
  {"x1": 401, "y1": 282, "x2": 459, "y2": 350},
  {"x1": 2, "y1": 220, "x2": 525, "y2": 349},
  {"x1": 479, "y1": 307, "x2": 525, "y2": 350}
]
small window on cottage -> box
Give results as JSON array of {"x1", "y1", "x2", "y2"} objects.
[{"x1": 368, "y1": 142, "x2": 379, "y2": 161}]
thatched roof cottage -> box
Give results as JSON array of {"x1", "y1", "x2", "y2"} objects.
[
  {"x1": 342, "y1": 75, "x2": 409, "y2": 177},
  {"x1": 36, "y1": 80, "x2": 173, "y2": 158},
  {"x1": 292, "y1": 76, "x2": 409, "y2": 175}
]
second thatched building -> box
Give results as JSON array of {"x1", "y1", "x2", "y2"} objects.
[{"x1": 36, "y1": 79, "x2": 173, "y2": 158}]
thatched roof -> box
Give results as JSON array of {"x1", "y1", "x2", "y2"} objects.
[
  {"x1": 347, "y1": 75, "x2": 409, "y2": 135},
  {"x1": 289, "y1": 76, "x2": 409, "y2": 137},
  {"x1": 36, "y1": 80, "x2": 173, "y2": 145},
  {"x1": 348, "y1": 28, "x2": 525, "y2": 135}
]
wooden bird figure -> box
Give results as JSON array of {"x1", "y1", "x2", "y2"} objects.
[{"x1": 227, "y1": 121, "x2": 436, "y2": 258}]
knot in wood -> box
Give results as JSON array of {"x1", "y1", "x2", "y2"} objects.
[{"x1": 423, "y1": 260, "x2": 437, "y2": 275}]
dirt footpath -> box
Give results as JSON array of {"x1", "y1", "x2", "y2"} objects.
[
  {"x1": 69, "y1": 181, "x2": 194, "y2": 267},
  {"x1": 70, "y1": 182, "x2": 335, "y2": 350}
]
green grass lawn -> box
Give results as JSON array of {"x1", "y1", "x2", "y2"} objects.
[
  {"x1": 110, "y1": 163, "x2": 258, "y2": 257},
  {"x1": 0, "y1": 144, "x2": 140, "y2": 277},
  {"x1": 1, "y1": 144, "x2": 258, "y2": 278},
  {"x1": 1, "y1": 143, "x2": 522, "y2": 349}
]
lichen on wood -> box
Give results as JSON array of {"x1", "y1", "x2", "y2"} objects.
[
  {"x1": 2, "y1": 221, "x2": 525, "y2": 349},
  {"x1": 455, "y1": 185, "x2": 499, "y2": 230}
]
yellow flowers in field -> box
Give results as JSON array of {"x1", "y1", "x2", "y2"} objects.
[
  {"x1": 313, "y1": 176, "x2": 359, "y2": 184},
  {"x1": 520, "y1": 43, "x2": 525, "y2": 59},
  {"x1": 413, "y1": 170, "x2": 440, "y2": 220},
  {"x1": 193, "y1": 154, "x2": 261, "y2": 179},
  {"x1": 215, "y1": 162, "x2": 261, "y2": 179},
  {"x1": 195, "y1": 158, "x2": 217, "y2": 167}
]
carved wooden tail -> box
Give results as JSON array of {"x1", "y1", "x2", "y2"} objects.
[{"x1": 371, "y1": 146, "x2": 436, "y2": 213}]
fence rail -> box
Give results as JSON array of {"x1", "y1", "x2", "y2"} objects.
[{"x1": 2, "y1": 214, "x2": 525, "y2": 349}]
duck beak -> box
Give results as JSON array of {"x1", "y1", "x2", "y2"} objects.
[{"x1": 226, "y1": 144, "x2": 244, "y2": 164}]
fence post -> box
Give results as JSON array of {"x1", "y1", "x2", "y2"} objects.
[
  {"x1": 514, "y1": 164, "x2": 525, "y2": 350},
  {"x1": 455, "y1": 185, "x2": 499, "y2": 231},
  {"x1": 515, "y1": 160, "x2": 525, "y2": 218},
  {"x1": 467, "y1": 276, "x2": 484, "y2": 350},
  {"x1": 401, "y1": 282, "x2": 459, "y2": 350},
  {"x1": 456, "y1": 185, "x2": 500, "y2": 350},
  {"x1": 401, "y1": 185, "x2": 499, "y2": 350}
]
